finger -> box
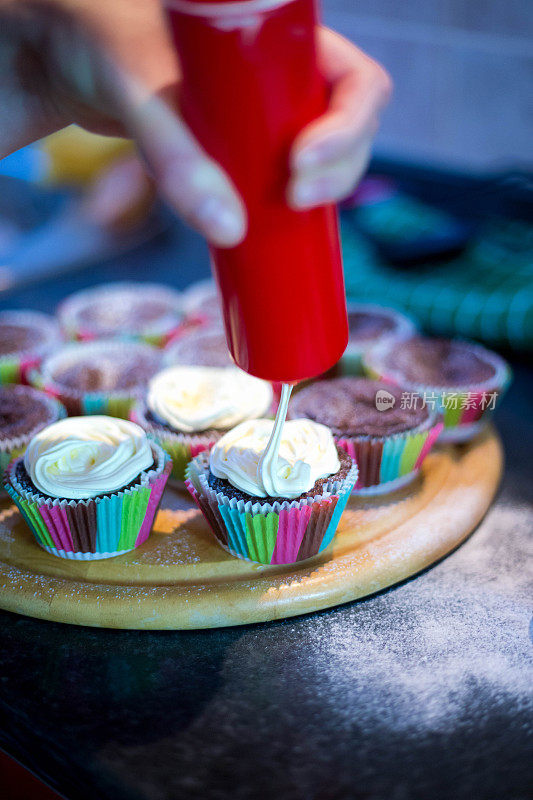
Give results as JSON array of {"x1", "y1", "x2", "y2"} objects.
[
  {"x1": 289, "y1": 136, "x2": 373, "y2": 209},
  {"x1": 292, "y1": 29, "x2": 391, "y2": 173},
  {"x1": 39, "y1": 6, "x2": 247, "y2": 247},
  {"x1": 107, "y1": 71, "x2": 247, "y2": 247},
  {"x1": 83, "y1": 155, "x2": 156, "y2": 232}
]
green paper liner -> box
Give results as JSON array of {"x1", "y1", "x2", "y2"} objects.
[
  {"x1": 31, "y1": 341, "x2": 161, "y2": 419},
  {"x1": 4, "y1": 443, "x2": 171, "y2": 560},
  {"x1": 185, "y1": 452, "x2": 358, "y2": 565},
  {"x1": 363, "y1": 339, "x2": 511, "y2": 443}
]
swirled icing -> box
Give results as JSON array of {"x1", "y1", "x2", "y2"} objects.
[
  {"x1": 147, "y1": 365, "x2": 273, "y2": 433},
  {"x1": 209, "y1": 411, "x2": 340, "y2": 499},
  {"x1": 24, "y1": 415, "x2": 153, "y2": 499}
]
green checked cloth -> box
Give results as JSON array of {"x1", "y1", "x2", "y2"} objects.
[{"x1": 341, "y1": 217, "x2": 533, "y2": 351}]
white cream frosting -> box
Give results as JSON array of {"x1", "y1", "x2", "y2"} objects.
[
  {"x1": 24, "y1": 416, "x2": 153, "y2": 500},
  {"x1": 147, "y1": 365, "x2": 273, "y2": 433},
  {"x1": 209, "y1": 402, "x2": 340, "y2": 500}
]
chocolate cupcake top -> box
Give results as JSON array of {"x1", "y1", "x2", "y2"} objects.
[
  {"x1": 163, "y1": 329, "x2": 233, "y2": 368},
  {"x1": 58, "y1": 282, "x2": 183, "y2": 340},
  {"x1": 40, "y1": 341, "x2": 161, "y2": 394},
  {"x1": 0, "y1": 310, "x2": 61, "y2": 358},
  {"x1": 181, "y1": 279, "x2": 223, "y2": 326},
  {"x1": 346, "y1": 303, "x2": 415, "y2": 347},
  {"x1": 289, "y1": 377, "x2": 429, "y2": 437},
  {"x1": 348, "y1": 311, "x2": 395, "y2": 341},
  {"x1": 0, "y1": 385, "x2": 63, "y2": 442},
  {"x1": 377, "y1": 338, "x2": 497, "y2": 387}
]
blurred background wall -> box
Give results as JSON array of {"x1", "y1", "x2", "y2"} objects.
[{"x1": 323, "y1": 0, "x2": 533, "y2": 171}]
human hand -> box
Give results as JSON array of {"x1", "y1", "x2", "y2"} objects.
[
  {"x1": 0, "y1": 1, "x2": 391, "y2": 247},
  {"x1": 289, "y1": 28, "x2": 392, "y2": 210}
]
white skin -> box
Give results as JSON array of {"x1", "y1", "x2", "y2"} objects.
[{"x1": 0, "y1": 0, "x2": 392, "y2": 247}]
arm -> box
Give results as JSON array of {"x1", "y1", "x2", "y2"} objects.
[{"x1": 0, "y1": 0, "x2": 391, "y2": 246}]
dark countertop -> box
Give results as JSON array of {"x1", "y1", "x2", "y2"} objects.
[{"x1": 1, "y1": 173, "x2": 532, "y2": 800}]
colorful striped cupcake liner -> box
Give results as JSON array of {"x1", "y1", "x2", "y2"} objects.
[
  {"x1": 339, "y1": 304, "x2": 417, "y2": 377},
  {"x1": 0, "y1": 354, "x2": 40, "y2": 385},
  {"x1": 31, "y1": 341, "x2": 161, "y2": 419},
  {"x1": 364, "y1": 341, "x2": 511, "y2": 443},
  {"x1": 0, "y1": 393, "x2": 66, "y2": 493},
  {"x1": 130, "y1": 402, "x2": 221, "y2": 485},
  {"x1": 185, "y1": 453, "x2": 358, "y2": 565},
  {"x1": 61, "y1": 325, "x2": 184, "y2": 349},
  {"x1": 335, "y1": 412, "x2": 443, "y2": 496},
  {"x1": 57, "y1": 283, "x2": 184, "y2": 348},
  {"x1": 4, "y1": 444, "x2": 171, "y2": 560},
  {"x1": 0, "y1": 311, "x2": 62, "y2": 385}
]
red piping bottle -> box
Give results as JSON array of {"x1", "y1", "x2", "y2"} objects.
[{"x1": 165, "y1": 0, "x2": 348, "y2": 383}]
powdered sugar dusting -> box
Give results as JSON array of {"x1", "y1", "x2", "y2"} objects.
[{"x1": 302, "y1": 502, "x2": 532, "y2": 733}]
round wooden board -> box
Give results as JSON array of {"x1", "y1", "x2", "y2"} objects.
[{"x1": 0, "y1": 428, "x2": 502, "y2": 630}]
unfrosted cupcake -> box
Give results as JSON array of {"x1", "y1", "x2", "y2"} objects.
[
  {"x1": 186, "y1": 418, "x2": 358, "y2": 565},
  {"x1": 58, "y1": 282, "x2": 183, "y2": 346},
  {"x1": 131, "y1": 365, "x2": 273, "y2": 484},
  {"x1": 289, "y1": 377, "x2": 442, "y2": 495},
  {"x1": 0, "y1": 310, "x2": 62, "y2": 384},
  {"x1": 364, "y1": 337, "x2": 511, "y2": 443},
  {"x1": 4, "y1": 416, "x2": 171, "y2": 559},
  {"x1": 163, "y1": 328, "x2": 233, "y2": 368},
  {"x1": 32, "y1": 340, "x2": 161, "y2": 417},
  {"x1": 0, "y1": 385, "x2": 65, "y2": 485},
  {"x1": 339, "y1": 303, "x2": 416, "y2": 376},
  {"x1": 180, "y1": 278, "x2": 223, "y2": 332}
]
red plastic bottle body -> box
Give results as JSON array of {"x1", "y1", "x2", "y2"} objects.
[{"x1": 165, "y1": 0, "x2": 348, "y2": 382}]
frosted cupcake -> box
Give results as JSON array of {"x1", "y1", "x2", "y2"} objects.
[
  {"x1": 0, "y1": 385, "x2": 65, "y2": 487},
  {"x1": 0, "y1": 310, "x2": 62, "y2": 384},
  {"x1": 163, "y1": 331, "x2": 284, "y2": 404},
  {"x1": 339, "y1": 303, "x2": 416, "y2": 376},
  {"x1": 288, "y1": 377, "x2": 442, "y2": 495},
  {"x1": 57, "y1": 282, "x2": 183, "y2": 346},
  {"x1": 33, "y1": 340, "x2": 161, "y2": 418},
  {"x1": 186, "y1": 418, "x2": 358, "y2": 565},
  {"x1": 4, "y1": 416, "x2": 171, "y2": 559},
  {"x1": 131, "y1": 365, "x2": 273, "y2": 484},
  {"x1": 163, "y1": 328, "x2": 233, "y2": 368},
  {"x1": 364, "y1": 337, "x2": 511, "y2": 443}
]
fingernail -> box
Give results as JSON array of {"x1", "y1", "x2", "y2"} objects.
[
  {"x1": 293, "y1": 178, "x2": 339, "y2": 208},
  {"x1": 195, "y1": 196, "x2": 244, "y2": 245}
]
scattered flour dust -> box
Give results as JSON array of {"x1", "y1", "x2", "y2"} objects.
[
  {"x1": 301, "y1": 502, "x2": 533, "y2": 734},
  {"x1": 97, "y1": 501, "x2": 531, "y2": 800}
]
